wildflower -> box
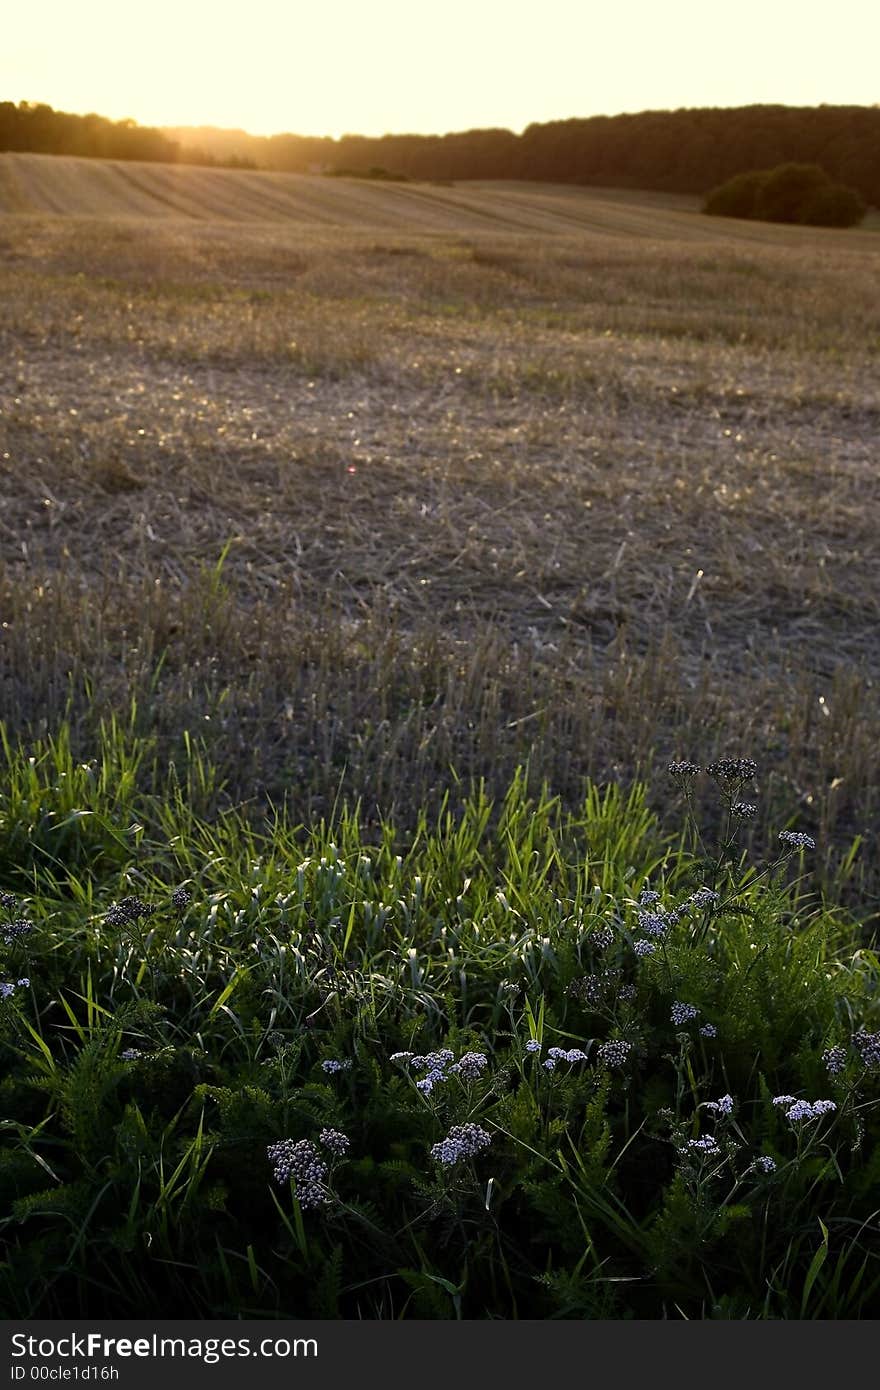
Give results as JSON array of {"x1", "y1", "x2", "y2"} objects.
[
  {"x1": 2, "y1": 919, "x2": 33, "y2": 946},
  {"x1": 318, "y1": 1128, "x2": 350, "y2": 1157},
  {"x1": 822, "y1": 1045, "x2": 847, "y2": 1077},
  {"x1": 525, "y1": 1039, "x2": 542, "y2": 1054},
  {"x1": 618, "y1": 983, "x2": 636, "y2": 1002},
  {"x1": 748, "y1": 1155, "x2": 777, "y2": 1174},
  {"x1": 707, "y1": 758, "x2": 758, "y2": 783},
  {"x1": 688, "y1": 888, "x2": 719, "y2": 909},
  {"x1": 596, "y1": 1040, "x2": 631, "y2": 1068},
  {"x1": 684, "y1": 1137, "x2": 722, "y2": 1157},
  {"x1": 703, "y1": 1094, "x2": 734, "y2": 1116},
  {"x1": 171, "y1": 887, "x2": 192, "y2": 911},
  {"x1": 671, "y1": 1001, "x2": 699, "y2": 1025},
  {"x1": 390, "y1": 1051, "x2": 415, "y2": 1063},
  {"x1": 639, "y1": 889, "x2": 661, "y2": 906},
  {"x1": 451, "y1": 1051, "x2": 489, "y2": 1080},
  {"x1": 852, "y1": 1030, "x2": 880, "y2": 1068},
  {"x1": 1, "y1": 976, "x2": 28, "y2": 998},
  {"x1": 547, "y1": 1046, "x2": 590, "y2": 1064},
  {"x1": 772, "y1": 1095, "x2": 797, "y2": 1107},
  {"x1": 668, "y1": 761, "x2": 701, "y2": 779},
  {"x1": 699, "y1": 1023, "x2": 717, "y2": 1038},
  {"x1": 266, "y1": 1138, "x2": 328, "y2": 1208},
  {"x1": 105, "y1": 897, "x2": 155, "y2": 929},
  {"x1": 567, "y1": 973, "x2": 605, "y2": 1006},
  {"x1": 321, "y1": 1059, "x2": 352, "y2": 1075},
  {"x1": 732, "y1": 802, "x2": 757, "y2": 819},
  {"x1": 121, "y1": 1048, "x2": 143, "y2": 1061},
  {"x1": 633, "y1": 939, "x2": 656, "y2": 957},
  {"x1": 430, "y1": 1123, "x2": 492, "y2": 1166},
  {"x1": 589, "y1": 925, "x2": 614, "y2": 952},
  {"x1": 0, "y1": 891, "x2": 18, "y2": 913},
  {"x1": 411, "y1": 1049, "x2": 454, "y2": 1073},
  {"x1": 543, "y1": 1058, "x2": 557, "y2": 1071},
  {"x1": 783, "y1": 1099, "x2": 837, "y2": 1122},
  {"x1": 638, "y1": 911, "x2": 669, "y2": 938},
  {"x1": 778, "y1": 830, "x2": 816, "y2": 851}
]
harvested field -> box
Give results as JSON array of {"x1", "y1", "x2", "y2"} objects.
[{"x1": 1, "y1": 157, "x2": 879, "y2": 902}]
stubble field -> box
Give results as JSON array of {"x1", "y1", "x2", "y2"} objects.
[{"x1": 2, "y1": 158, "x2": 878, "y2": 897}]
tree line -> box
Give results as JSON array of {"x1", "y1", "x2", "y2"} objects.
[{"x1": 2, "y1": 100, "x2": 877, "y2": 205}]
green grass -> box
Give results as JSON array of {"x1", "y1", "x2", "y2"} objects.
[{"x1": 1, "y1": 728, "x2": 879, "y2": 1318}]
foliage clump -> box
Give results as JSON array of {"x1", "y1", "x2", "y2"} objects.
[
  {"x1": 704, "y1": 163, "x2": 866, "y2": 227},
  {"x1": 1, "y1": 742, "x2": 879, "y2": 1319}
]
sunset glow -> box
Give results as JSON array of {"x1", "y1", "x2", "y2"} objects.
[{"x1": 4, "y1": 0, "x2": 879, "y2": 139}]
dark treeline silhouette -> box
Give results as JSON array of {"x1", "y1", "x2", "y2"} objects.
[
  {"x1": 2, "y1": 100, "x2": 878, "y2": 205},
  {"x1": 0, "y1": 101, "x2": 257, "y2": 168}
]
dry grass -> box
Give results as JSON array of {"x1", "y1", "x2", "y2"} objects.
[{"x1": 1, "y1": 172, "x2": 879, "y2": 905}]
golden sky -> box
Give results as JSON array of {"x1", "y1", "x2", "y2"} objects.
[{"x1": 4, "y1": 0, "x2": 879, "y2": 137}]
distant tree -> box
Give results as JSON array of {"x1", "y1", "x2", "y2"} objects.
[
  {"x1": 704, "y1": 161, "x2": 866, "y2": 227},
  {"x1": 797, "y1": 182, "x2": 867, "y2": 227},
  {"x1": 754, "y1": 162, "x2": 833, "y2": 223},
  {"x1": 703, "y1": 169, "x2": 769, "y2": 219}
]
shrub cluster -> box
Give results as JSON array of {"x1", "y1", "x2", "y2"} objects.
[{"x1": 704, "y1": 163, "x2": 867, "y2": 227}]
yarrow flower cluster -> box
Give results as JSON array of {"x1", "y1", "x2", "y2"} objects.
[
  {"x1": 671, "y1": 1001, "x2": 699, "y2": 1026},
  {"x1": 567, "y1": 973, "x2": 606, "y2": 1006},
  {"x1": 321, "y1": 1059, "x2": 353, "y2": 1075},
  {"x1": 688, "y1": 888, "x2": 720, "y2": 909},
  {"x1": 411, "y1": 1048, "x2": 455, "y2": 1094},
  {"x1": 851, "y1": 1030, "x2": 880, "y2": 1069},
  {"x1": 430, "y1": 1123, "x2": 492, "y2": 1166},
  {"x1": 0, "y1": 978, "x2": 29, "y2": 999},
  {"x1": 450, "y1": 1051, "x2": 489, "y2": 1081},
  {"x1": 748, "y1": 1155, "x2": 777, "y2": 1174},
  {"x1": 732, "y1": 802, "x2": 758, "y2": 820},
  {"x1": 596, "y1": 1040, "x2": 631, "y2": 1069},
  {"x1": 633, "y1": 939, "x2": 656, "y2": 957},
  {"x1": 105, "y1": 897, "x2": 156, "y2": 928},
  {"x1": 589, "y1": 925, "x2": 615, "y2": 952},
  {"x1": 318, "y1": 1128, "x2": 350, "y2": 1157},
  {"x1": 2, "y1": 919, "x2": 33, "y2": 946},
  {"x1": 822, "y1": 1045, "x2": 848, "y2": 1077},
  {"x1": 525, "y1": 1039, "x2": 542, "y2": 1054},
  {"x1": 170, "y1": 887, "x2": 192, "y2": 911},
  {"x1": 668, "y1": 761, "x2": 700, "y2": 780},
  {"x1": 638, "y1": 910, "x2": 669, "y2": 939},
  {"x1": 773, "y1": 1096, "x2": 837, "y2": 1123},
  {"x1": 707, "y1": 757, "x2": 758, "y2": 783},
  {"x1": 544, "y1": 1046, "x2": 590, "y2": 1071},
  {"x1": 120, "y1": 1047, "x2": 144, "y2": 1061},
  {"x1": 266, "y1": 1138, "x2": 328, "y2": 1208},
  {"x1": 0, "y1": 891, "x2": 18, "y2": 912},
  {"x1": 639, "y1": 889, "x2": 661, "y2": 906},
  {"x1": 699, "y1": 1023, "x2": 718, "y2": 1038},
  {"x1": 683, "y1": 1137, "x2": 722, "y2": 1158},
  {"x1": 778, "y1": 830, "x2": 816, "y2": 851},
  {"x1": 390, "y1": 1051, "x2": 414, "y2": 1063},
  {"x1": 702, "y1": 1094, "x2": 734, "y2": 1116}
]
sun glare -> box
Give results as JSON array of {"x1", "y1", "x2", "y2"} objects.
[{"x1": 4, "y1": 0, "x2": 880, "y2": 137}]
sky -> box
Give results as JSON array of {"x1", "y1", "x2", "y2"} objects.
[{"x1": 4, "y1": 0, "x2": 879, "y2": 138}]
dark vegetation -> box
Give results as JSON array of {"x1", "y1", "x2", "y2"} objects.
[
  {"x1": 3, "y1": 100, "x2": 878, "y2": 206},
  {"x1": 705, "y1": 164, "x2": 867, "y2": 227}
]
